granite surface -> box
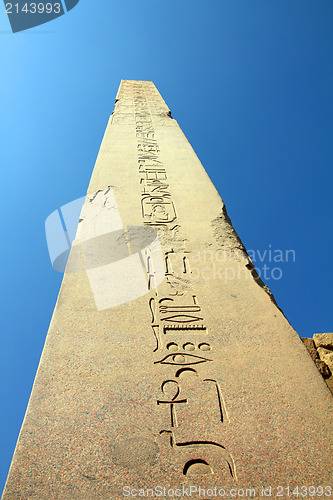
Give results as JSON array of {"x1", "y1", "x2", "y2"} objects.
[{"x1": 2, "y1": 81, "x2": 333, "y2": 500}]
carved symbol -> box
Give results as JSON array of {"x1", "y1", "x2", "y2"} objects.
[
  {"x1": 203, "y1": 379, "x2": 228, "y2": 424},
  {"x1": 183, "y1": 343, "x2": 195, "y2": 351},
  {"x1": 165, "y1": 277, "x2": 190, "y2": 296},
  {"x1": 169, "y1": 225, "x2": 181, "y2": 240},
  {"x1": 150, "y1": 183, "x2": 170, "y2": 194},
  {"x1": 142, "y1": 197, "x2": 177, "y2": 225},
  {"x1": 157, "y1": 381, "x2": 187, "y2": 428},
  {"x1": 163, "y1": 250, "x2": 191, "y2": 277},
  {"x1": 183, "y1": 459, "x2": 212, "y2": 476},
  {"x1": 142, "y1": 244, "x2": 163, "y2": 292},
  {"x1": 198, "y1": 342, "x2": 211, "y2": 351},
  {"x1": 154, "y1": 353, "x2": 211, "y2": 366},
  {"x1": 175, "y1": 367, "x2": 198, "y2": 378},
  {"x1": 160, "y1": 305, "x2": 201, "y2": 313},
  {"x1": 137, "y1": 143, "x2": 160, "y2": 154},
  {"x1": 139, "y1": 167, "x2": 167, "y2": 179},
  {"x1": 163, "y1": 325, "x2": 207, "y2": 333},
  {"x1": 161, "y1": 314, "x2": 203, "y2": 323},
  {"x1": 164, "y1": 251, "x2": 173, "y2": 275},
  {"x1": 146, "y1": 254, "x2": 153, "y2": 275},
  {"x1": 159, "y1": 296, "x2": 201, "y2": 313},
  {"x1": 141, "y1": 179, "x2": 170, "y2": 195},
  {"x1": 138, "y1": 153, "x2": 160, "y2": 162},
  {"x1": 148, "y1": 274, "x2": 156, "y2": 291},
  {"x1": 149, "y1": 297, "x2": 157, "y2": 323},
  {"x1": 183, "y1": 255, "x2": 190, "y2": 274},
  {"x1": 166, "y1": 342, "x2": 179, "y2": 352},
  {"x1": 167, "y1": 288, "x2": 185, "y2": 297},
  {"x1": 159, "y1": 430, "x2": 237, "y2": 481},
  {"x1": 151, "y1": 325, "x2": 161, "y2": 353}
]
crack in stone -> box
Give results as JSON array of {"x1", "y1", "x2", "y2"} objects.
[
  {"x1": 211, "y1": 204, "x2": 282, "y2": 310},
  {"x1": 88, "y1": 190, "x2": 102, "y2": 203}
]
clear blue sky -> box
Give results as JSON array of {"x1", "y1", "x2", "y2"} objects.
[{"x1": 0, "y1": 0, "x2": 332, "y2": 493}]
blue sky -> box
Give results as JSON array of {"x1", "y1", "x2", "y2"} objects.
[{"x1": 0, "y1": 0, "x2": 332, "y2": 493}]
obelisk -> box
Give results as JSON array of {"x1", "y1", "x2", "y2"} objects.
[{"x1": 3, "y1": 80, "x2": 333, "y2": 500}]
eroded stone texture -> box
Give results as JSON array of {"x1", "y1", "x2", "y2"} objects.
[
  {"x1": 302, "y1": 335, "x2": 333, "y2": 394},
  {"x1": 2, "y1": 81, "x2": 333, "y2": 500},
  {"x1": 315, "y1": 359, "x2": 332, "y2": 378},
  {"x1": 314, "y1": 332, "x2": 333, "y2": 350},
  {"x1": 317, "y1": 347, "x2": 333, "y2": 373},
  {"x1": 302, "y1": 337, "x2": 319, "y2": 361}
]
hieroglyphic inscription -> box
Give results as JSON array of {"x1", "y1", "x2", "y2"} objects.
[
  {"x1": 120, "y1": 81, "x2": 237, "y2": 481},
  {"x1": 133, "y1": 82, "x2": 178, "y2": 227}
]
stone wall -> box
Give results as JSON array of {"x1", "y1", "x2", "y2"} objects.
[{"x1": 302, "y1": 333, "x2": 333, "y2": 394}]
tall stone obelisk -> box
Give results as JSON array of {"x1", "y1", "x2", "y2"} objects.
[{"x1": 3, "y1": 81, "x2": 333, "y2": 499}]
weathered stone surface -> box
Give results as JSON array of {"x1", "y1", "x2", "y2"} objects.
[
  {"x1": 313, "y1": 332, "x2": 333, "y2": 349},
  {"x1": 2, "y1": 81, "x2": 333, "y2": 500},
  {"x1": 301, "y1": 337, "x2": 319, "y2": 361},
  {"x1": 326, "y1": 376, "x2": 333, "y2": 394},
  {"x1": 315, "y1": 359, "x2": 331, "y2": 378},
  {"x1": 318, "y1": 347, "x2": 333, "y2": 373}
]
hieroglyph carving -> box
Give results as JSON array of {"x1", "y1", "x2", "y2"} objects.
[{"x1": 123, "y1": 81, "x2": 237, "y2": 481}]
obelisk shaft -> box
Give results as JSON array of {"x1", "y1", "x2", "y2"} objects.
[{"x1": 3, "y1": 80, "x2": 332, "y2": 500}]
